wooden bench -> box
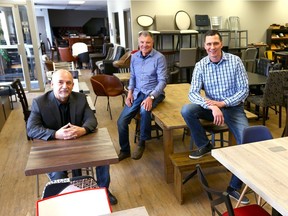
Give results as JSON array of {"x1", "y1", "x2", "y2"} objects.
[
  {"x1": 170, "y1": 152, "x2": 221, "y2": 204},
  {"x1": 171, "y1": 110, "x2": 258, "y2": 204}
]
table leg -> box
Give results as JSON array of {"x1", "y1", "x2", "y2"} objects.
[{"x1": 163, "y1": 128, "x2": 174, "y2": 183}]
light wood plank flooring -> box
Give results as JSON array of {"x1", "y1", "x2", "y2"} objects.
[{"x1": 0, "y1": 69, "x2": 284, "y2": 216}]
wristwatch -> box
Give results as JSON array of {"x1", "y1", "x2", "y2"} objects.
[{"x1": 149, "y1": 94, "x2": 155, "y2": 100}]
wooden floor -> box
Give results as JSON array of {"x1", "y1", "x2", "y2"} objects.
[{"x1": 0, "y1": 69, "x2": 284, "y2": 216}]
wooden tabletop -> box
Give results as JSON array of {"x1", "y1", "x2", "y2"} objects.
[
  {"x1": 113, "y1": 73, "x2": 130, "y2": 82},
  {"x1": 212, "y1": 137, "x2": 288, "y2": 215},
  {"x1": 25, "y1": 128, "x2": 119, "y2": 176},
  {"x1": 152, "y1": 83, "x2": 189, "y2": 130}
]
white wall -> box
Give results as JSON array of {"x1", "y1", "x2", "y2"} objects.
[
  {"x1": 107, "y1": 0, "x2": 131, "y2": 47},
  {"x1": 129, "y1": 0, "x2": 288, "y2": 49}
]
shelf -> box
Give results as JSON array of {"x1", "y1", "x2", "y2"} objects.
[{"x1": 267, "y1": 28, "x2": 288, "y2": 51}]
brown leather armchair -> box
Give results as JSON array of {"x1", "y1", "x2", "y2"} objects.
[{"x1": 90, "y1": 74, "x2": 125, "y2": 120}]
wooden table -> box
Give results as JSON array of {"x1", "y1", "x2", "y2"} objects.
[
  {"x1": 212, "y1": 137, "x2": 288, "y2": 216},
  {"x1": 113, "y1": 73, "x2": 130, "y2": 83},
  {"x1": 152, "y1": 83, "x2": 257, "y2": 183},
  {"x1": 25, "y1": 128, "x2": 119, "y2": 176}
]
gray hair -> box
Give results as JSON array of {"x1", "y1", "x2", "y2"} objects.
[{"x1": 138, "y1": 31, "x2": 153, "y2": 39}]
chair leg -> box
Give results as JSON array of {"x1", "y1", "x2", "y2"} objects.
[
  {"x1": 235, "y1": 184, "x2": 249, "y2": 208},
  {"x1": 134, "y1": 117, "x2": 140, "y2": 143},
  {"x1": 94, "y1": 96, "x2": 98, "y2": 106},
  {"x1": 279, "y1": 106, "x2": 282, "y2": 128},
  {"x1": 263, "y1": 107, "x2": 266, "y2": 125},
  {"x1": 107, "y1": 97, "x2": 112, "y2": 120},
  {"x1": 36, "y1": 175, "x2": 40, "y2": 198}
]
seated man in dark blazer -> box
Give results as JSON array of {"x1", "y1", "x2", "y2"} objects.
[{"x1": 26, "y1": 69, "x2": 117, "y2": 205}]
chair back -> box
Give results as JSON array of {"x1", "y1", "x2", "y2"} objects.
[
  {"x1": 47, "y1": 38, "x2": 54, "y2": 50},
  {"x1": 113, "y1": 50, "x2": 132, "y2": 73},
  {"x1": 72, "y1": 42, "x2": 88, "y2": 56},
  {"x1": 90, "y1": 76, "x2": 106, "y2": 97},
  {"x1": 111, "y1": 45, "x2": 125, "y2": 61},
  {"x1": 42, "y1": 175, "x2": 98, "y2": 199},
  {"x1": 262, "y1": 70, "x2": 288, "y2": 107},
  {"x1": 58, "y1": 46, "x2": 76, "y2": 63},
  {"x1": 11, "y1": 79, "x2": 30, "y2": 122},
  {"x1": 102, "y1": 43, "x2": 114, "y2": 57},
  {"x1": 90, "y1": 74, "x2": 124, "y2": 97},
  {"x1": 241, "y1": 48, "x2": 258, "y2": 72},
  {"x1": 177, "y1": 48, "x2": 198, "y2": 68},
  {"x1": 228, "y1": 16, "x2": 240, "y2": 31},
  {"x1": 242, "y1": 126, "x2": 273, "y2": 144},
  {"x1": 256, "y1": 57, "x2": 271, "y2": 76},
  {"x1": 196, "y1": 165, "x2": 235, "y2": 216},
  {"x1": 195, "y1": 15, "x2": 210, "y2": 30},
  {"x1": 210, "y1": 16, "x2": 222, "y2": 30}
]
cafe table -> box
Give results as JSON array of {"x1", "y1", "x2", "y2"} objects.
[
  {"x1": 25, "y1": 128, "x2": 118, "y2": 176},
  {"x1": 212, "y1": 137, "x2": 288, "y2": 216},
  {"x1": 25, "y1": 128, "x2": 118, "y2": 197},
  {"x1": 152, "y1": 83, "x2": 257, "y2": 183}
]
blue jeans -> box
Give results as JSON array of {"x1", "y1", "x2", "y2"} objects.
[
  {"x1": 48, "y1": 165, "x2": 110, "y2": 188},
  {"x1": 181, "y1": 103, "x2": 249, "y2": 190},
  {"x1": 117, "y1": 92, "x2": 165, "y2": 154}
]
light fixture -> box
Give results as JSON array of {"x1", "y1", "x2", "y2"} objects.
[{"x1": 68, "y1": 1, "x2": 85, "y2": 5}]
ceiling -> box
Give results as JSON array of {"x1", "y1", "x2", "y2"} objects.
[{"x1": 33, "y1": 0, "x2": 108, "y2": 11}]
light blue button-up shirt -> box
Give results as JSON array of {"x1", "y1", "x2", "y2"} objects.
[
  {"x1": 128, "y1": 49, "x2": 167, "y2": 99},
  {"x1": 189, "y1": 52, "x2": 249, "y2": 109}
]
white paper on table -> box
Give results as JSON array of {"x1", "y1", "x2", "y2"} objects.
[{"x1": 37, "y1": 188, "x2": 111, "y2": 216}]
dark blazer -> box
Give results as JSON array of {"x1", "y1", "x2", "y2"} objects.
[{"x1": 27, "y1": 91, "x2": 97, "y2": 140}]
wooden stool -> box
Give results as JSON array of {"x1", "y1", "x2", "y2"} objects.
[
  {"x1": 134, "y1": 112, "x2": 163, "y2": 143},
  {"x1": 183, "y1": 119, "x2": 230, "y2": 149}
]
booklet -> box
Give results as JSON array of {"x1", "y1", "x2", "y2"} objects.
[{"x1": 37, "y1": 188, "x2": 112, "y2": 216}]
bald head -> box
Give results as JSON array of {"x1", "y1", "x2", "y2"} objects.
[{"x1": 51, "y1": 69, "x2": 74, "y2": 103}]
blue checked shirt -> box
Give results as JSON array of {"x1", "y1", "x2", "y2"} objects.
[
  {"x1": 189, "y1": 52, "x2": 249, "y2": 109},
  {"x1": 128, "y1": 49, "x2": 167, "y2": 99}
]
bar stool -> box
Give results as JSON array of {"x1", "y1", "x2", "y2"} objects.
[
  {"x1": 134, "y1": 112, "x2": 163, "y2": 143},
  {"x1": 183, "y1": 119, "x2": 230, "y2": 150}
]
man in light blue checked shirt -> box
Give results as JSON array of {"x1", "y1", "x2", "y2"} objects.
[
  {"x1": 181, "y1": 30, "x2": 250, "y2": 205},
  {"x1": 117, "y1": 31, "x2": 167, "y2": 161}
]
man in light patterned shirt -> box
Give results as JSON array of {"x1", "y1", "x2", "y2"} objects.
[{"x1": 181, "y1": 30, "x2": 250, "y2": 205}]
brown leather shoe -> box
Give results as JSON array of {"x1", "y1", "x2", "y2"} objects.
[
  {"x1": 131, "y1": 145, "x2": 145, "y2": 160},
  {"x1": 118, "y1": 151, "x2": 131, "y2": 161}
]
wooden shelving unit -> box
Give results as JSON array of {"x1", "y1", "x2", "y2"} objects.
[{"x1": 266, "y1": 28, "x2": 288, "y2": 51}]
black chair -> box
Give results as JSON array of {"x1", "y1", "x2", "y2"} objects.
[
  {"x1": 247, "y1": 70, "x2": 288, "y2": 127},
  {"x1": 89, "y1": 43, "x2": 114, "y2": 74},
  {"x1": 234, "y1": 125, "x2": 273, "y2": 208},
  {"x1": 196, "y1": 164, "x2": 271, "y2": 216},
  {"x1": 100, "y1": 46, "x2": 126, "y2": 75},
  {"x1": 0, "y1": 84, "x2": 17, "y2": 109},
  {"x1": 11, "y1": 79, "x2": 31, "y2": 139}
]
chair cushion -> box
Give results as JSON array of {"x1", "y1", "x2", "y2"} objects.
[
  {"x1": 222, "y1": 204, "x2": 270, "y2": 216},
  {"x1": 246, "y1": 95, "x2": 264, "y2": 106}
]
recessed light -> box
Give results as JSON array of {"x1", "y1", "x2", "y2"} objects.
[{"x1": 68, "y1": 1, "x2": 85, "y2": 5}]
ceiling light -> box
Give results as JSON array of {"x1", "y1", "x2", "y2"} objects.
[{"x1": 68, "y1": 1, "x2": 85, "y2": 5}]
